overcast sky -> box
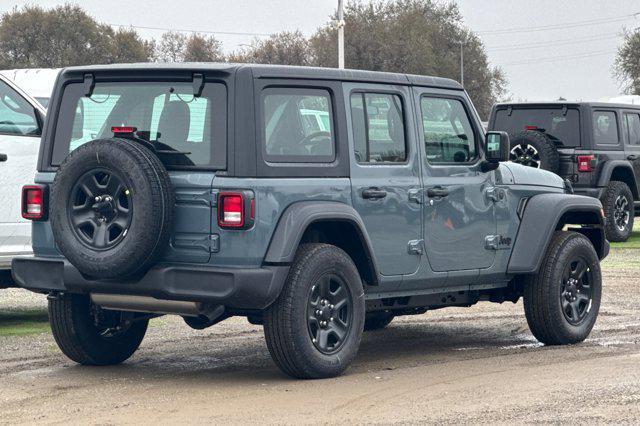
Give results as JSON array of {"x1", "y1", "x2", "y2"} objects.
[{"x1": 1, "y1": 0, "x2": 639, "y2": 101}]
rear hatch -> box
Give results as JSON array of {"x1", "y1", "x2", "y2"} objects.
[
  {"x1": 38, "y1": 72, "x2": 229, "y2": 264},
  {"x1": 490, "y1": 105, "x2": 583, "y2": 178}
]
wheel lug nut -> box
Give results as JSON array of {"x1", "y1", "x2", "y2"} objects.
[
  {"x1": 95, "y1": 196, "x2": 101, "y2": 202},
  {"x1": 330, "y1": 304, "x2": 334, "y2": 309},
  {"x1": 330, "y1": 317, "x2": 334, "y2": 322}
]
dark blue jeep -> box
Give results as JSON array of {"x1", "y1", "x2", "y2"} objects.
[{"x1": 13, "y1": 64, "x2": 608, "y2": 379}]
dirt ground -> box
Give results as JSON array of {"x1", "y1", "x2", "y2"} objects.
[{"x1": 1, "y1": 249, "x2": 639, "y2": 425}]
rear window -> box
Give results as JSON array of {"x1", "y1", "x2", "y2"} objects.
[
  {"x1": 52, "y1": 81, "x2": 227, "y2": 168},
  {"x1": 493, "y1": 107, "x2": 581, "y2": 147}
]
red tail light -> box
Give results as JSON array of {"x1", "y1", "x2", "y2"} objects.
[
  {"x1": 524, "y1": 125, "x2": 538, "y2": 130},
  {"x1": 22, "y1": 185, "x2": 47, "y2": 220},
  {"x1": 218, "y1": 192, "x2": 245, "y2": 228},
  {"x1": 577, "y1": 155, "x2": 596, "y2": 172}
]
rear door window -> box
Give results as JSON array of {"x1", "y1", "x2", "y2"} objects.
[
  {"x1": 52, "y1": 81, "x2": 227, "y2": 168},
  {"x1": 593, "y1": 111, "x2": 619, "y2": 145},
  {"x1": 624, "y1": 113, "x2": 640, "y2": 146},
  {"x1": 349, "y1": 92, "x2": 406, "y2": 163},
  {"x1": 262, "y1": 88, "x2": 334, "y2": 162}
]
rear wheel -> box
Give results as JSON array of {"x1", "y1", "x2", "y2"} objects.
[
  {"x1": 601, "y1": 181, "x2": 634, "y2": 242},
  {"x1": 48, "y1": 293, "x2": 148, "y2": 365},
  {"x1": 523, "y1": 231, "x2": 601, "y2": 345},
  {"x1": 263, "y1": 244, "x2": 365, "y2": 379}
]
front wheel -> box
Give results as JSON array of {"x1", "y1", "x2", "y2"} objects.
[
  {"x1": 263, "y1": 244, "x2": 365, "y2": 379},
  {"x1": 49, "y1": 294, "x2": 148, "y2": 365},
  {"x1": 523, "y1": 231, "x2": 601, "y2": 345}
]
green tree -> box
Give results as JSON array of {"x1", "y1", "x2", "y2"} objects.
[
  {"x1": 0, "y1": 5, "x2": 152, "y2": 68},
  {"x1": 183, "y1": 33, "x2": 224, "y2": 62},
  {"x1": 614, "y1": 30, "x2": 640, "y2": 95},
  {"x1": 310, "y1": 0, "x2": 505, "y2": 118},
  {"x1": 230, "y1": 31, "x2": 312, "y2": 65},
  {"x1": 156, "y1": 31, "x2": 187, "y2": 62}
]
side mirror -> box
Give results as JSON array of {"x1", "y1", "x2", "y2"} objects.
[{"x1": 481, "y1": 131, "x2": 510, "y2": 172}]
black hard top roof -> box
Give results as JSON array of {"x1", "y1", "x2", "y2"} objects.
[
  {"x1": 494, "y1": 101, "x2": 640, "y2": 110},
  {"x1": 60, "y1": 62, "x2": 463, "y2": 91}
]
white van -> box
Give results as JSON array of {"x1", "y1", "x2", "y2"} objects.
[{"x1": 0, "y1": 73, "x2": 47, "y2": 287}]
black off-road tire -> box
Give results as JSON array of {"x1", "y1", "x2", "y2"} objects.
[
  {"x1": 48, "y1": 293, "x2": 148, "y2": 365},
  {"x1": 263, "y1": 244, "x2": 365, "y2": 379},
  {"x1": 364, "y1": 312, "x2": 395, "y2": 331},
  {"x1": 50, "y1": 138, "x2": 174, "y2": 279},
  {"x1": 523, "y1": 231, "x2": 602, "y2": 345},
  {"x1": 601, "y1": 181, "x2": 634, "y2": 242},
  {"x1": 510, "y1": 130, "x2": 560, "y2": 174}
]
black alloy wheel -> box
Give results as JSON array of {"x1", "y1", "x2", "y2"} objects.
[
  {"x1": 307, "y1": 273, "x2": 352, "y2": 354},
  {"x1": 613, "y1": 194, "x2": 631, "y2": 233},
  {"x1": 560, "y1": 256, "x2": 594, "y2": 326},
  {"x1": 510, "y1": 142, "x2": 541, "y2": 168},
  {"x1": 68, "y1": 168, "x2": 132, "y2": 250}
]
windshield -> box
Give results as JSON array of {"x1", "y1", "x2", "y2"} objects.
[
  {"x1": 52, "y1": 81, "x2": 226, "y2": 168},
  {"x1": 493, "y1": 107, "x2": 581, "y2": 147}
]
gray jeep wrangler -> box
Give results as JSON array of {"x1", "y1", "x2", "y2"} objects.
[{"x1": 13, "y1": 64, "x2": 609, "y2": 379}]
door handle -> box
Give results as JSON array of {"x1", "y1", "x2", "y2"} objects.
[
  {"x1": 628, "y1": 154, "x2": 638, "y2": 161},
  {"x1": 426, "y1": 186, "x2": 449, "y2": 198},
  {"x1": 362, "y1": 187, "x2": 387, "y2": 200},
  {"x1": 0, "y1": 153, "x2": 6, "y2": 162}
]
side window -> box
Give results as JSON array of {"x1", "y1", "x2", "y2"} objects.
[
  {"x1": 0, "y1": 80, "x2": 39, "y2": 136},
  {"x1": 593, "y1": 111, "x2": 619, "y2": 145},
  {"x1": 421, "y1": 97, "x2": 477, "y2": 164},
  {"x1": 350, "y1": 92, "x2": 406, "y2": 163},
  {"x1": 262, "y1": 88, "x2": 334, "y2": 162},
  {"x1": 624, "y1": 113, "x2": 640, "y2": 146}
]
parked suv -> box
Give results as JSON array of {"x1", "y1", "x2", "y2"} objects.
[
  {"x1": 0, "y1": 73, "x2": 47, "y2": 288},
  {"x1": 489, "y1": 102, "x2": 640, "y2": 242},
  {"x1": 13, "y1": 64, "x2": 608, "y2": 379}
]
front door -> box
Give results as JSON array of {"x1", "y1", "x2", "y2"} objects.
[
  {"x1": 346, "y1": 83, "x2": 422, "y2": 276},
  {"x1": 416, "y1": 90, "x2": 496, "y2": 272},
  {"x1": 0, "y1": 79, "x2": 41, "y2": 265}
]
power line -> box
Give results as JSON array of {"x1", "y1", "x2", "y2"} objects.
[
  {"x1": 109, "y1": 23, "x2": 271, "y2": 38},
  {"x1": 477, "y1": 12, "x2": 639, "y2": 35},
  {"x1": 502, "y1": 49, "x2": 613, "y2": 66},
  {"x1": 486, "y1": 32, "x2": 622, "y2": 52}
]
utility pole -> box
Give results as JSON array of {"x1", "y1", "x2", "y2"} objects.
[
  {"x1": 337, "y1": 0, "x2": 345, "y2": 69},
  {"x1": 459, "y1": 41, "x2": 464, "y2": 87}
]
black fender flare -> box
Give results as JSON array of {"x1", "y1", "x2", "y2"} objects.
[
  {"x1": 507, "y1": 194, "x2": 606, "y2": 274},
  {"x1": 597, "y1": 160, "x2": 639, "y2": 198},
  {"x1": 264, "y1": 201, "x2": 380, "y2": 283}
]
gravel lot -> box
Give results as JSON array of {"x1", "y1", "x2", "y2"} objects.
[{"x1": 1, "y1": 249, "x2": 639, "y2": 424}]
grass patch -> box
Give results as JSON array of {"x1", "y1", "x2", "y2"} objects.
[
  {"x1": 610, "y1": 223, "x2": 640, "y2": 249},
  {"x1": 0, "y1": 309, "x2": 50, "y2": 337}
]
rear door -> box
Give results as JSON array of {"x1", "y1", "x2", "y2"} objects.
[
  {"x1": 345, "y1": 83, "x2": 422, "y2": 277},
  {"x1": 622, "y1": 111, "x2": 640, "y2": 187},
  {"x1": 0, "y1": 77, "x2": 43, "y2": 266}
]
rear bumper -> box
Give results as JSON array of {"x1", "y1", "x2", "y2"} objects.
[{"x1": 11, "y1": 257, "x2": 289, "y2": 310}]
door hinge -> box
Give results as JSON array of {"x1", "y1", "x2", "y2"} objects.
[
  {"x1": 407, "y1": 239, "x2": 425, "y2": 255},
  {"x1": 173, "y1": 234, "x2": 220, "y2": 253},
  {"x1": 485, "y1": 235, "x2": 512, "y2": 250},
  {"x1": 485, "y1": 187, "x2": 506, "y2": 203}
]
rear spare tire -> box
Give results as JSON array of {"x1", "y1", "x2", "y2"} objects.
[
  {"x1": 50, "y1": 138, "x2": 174, "y2": 279},
  {"x1": 509, "y1": 130, "x2": 560, "y2": 174}
]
